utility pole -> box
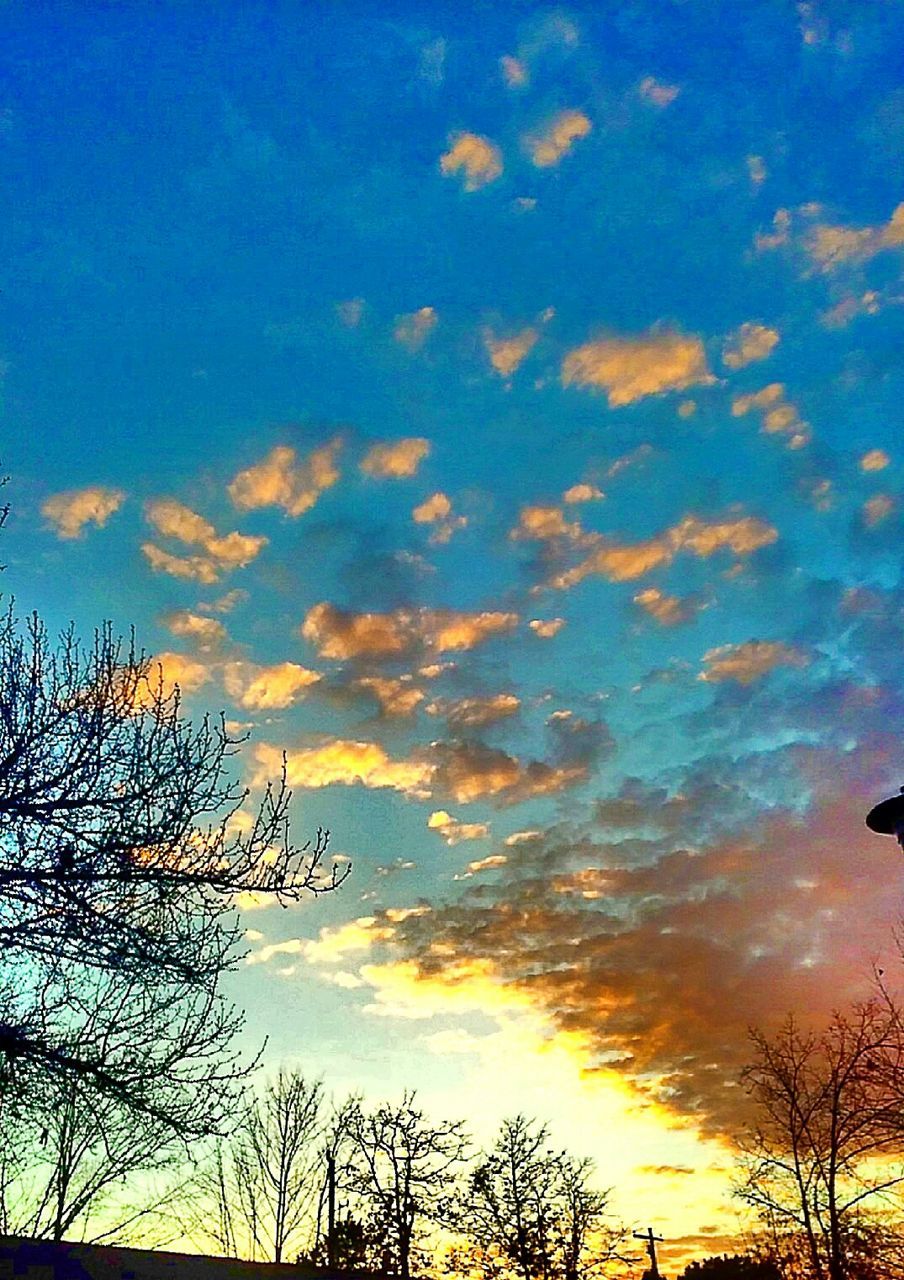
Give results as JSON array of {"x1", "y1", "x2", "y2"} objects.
[
  {"x1": 326, "y1": 1150, "x2": 336, "y2": 1270},
  {"x1": 633, "y1": 1227, "x2": 664, "y2": 1278}
]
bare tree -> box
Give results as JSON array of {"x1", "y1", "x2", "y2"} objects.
[
  {"x1": 736, "y1": 995, "x2": 904, "y2": 1280},
  {"x1": 341, "y1": 1091, "x2": 469, "y2": 1280},
  {"x1": 224, "y1": 1071, "x2": 324, "y2": 1262},
  {"x1": 452, "y1": 1117, "x2": 625, "y2": 1280},
  {"x1": 0, "y1": 610, "x2": 346, "y2": 1124}
]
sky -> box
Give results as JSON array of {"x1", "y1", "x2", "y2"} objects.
[{"x1": 5, "y1": 0, "x2": 904, "y2": 1268}]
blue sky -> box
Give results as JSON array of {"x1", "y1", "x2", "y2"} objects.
[{"x1": 6, "y1": 1, "x2": 904, "y2": 1264}]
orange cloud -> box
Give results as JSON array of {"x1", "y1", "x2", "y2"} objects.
[
  {"x1": 633, "y1": 587, "x2": 695, "y2": 626},
  {"x1": 440, "y1": 133, "x2": 503, "y2": 190},
  {"x1": 722, "y1": 323, "x2": 780, "y2": 370},
  {"x1": 254, "y1": 739, "x2": 433, "y2": 797},
  {"x1": 860, "y1": 449, "x2": 890, "y2": 473},
  {"x1": 360, "y1": 437, "x2": 431, "y2": 479},
  {"x1": 164, "y1": 610, "x2": 228, "y2": 651},
  {"x1": 731, "y1": 383, "x2": 810, "y2": 449},
  {"x1": 529, "y1": 617, "x2": 566, "y2": 638},
  {"x1": 862, "y1": 494, "x2": 895, "y2": 527},
  {"x1": 42, "y1": 486, "x2": 125, "y2": 540},
  {"x1": 550, "y1": 511, "x2": 777, "y2": 590},
  {"x1": 412, "y1": 492, "x2": 467, "y2": 544},
  {"x1": 562, "y1": 483, "x2": 603, "y2": 504},
  {"x1": 483, "y1": 327, "x2": 538, "y2": 377},
  {"x1": 562, "y1": 330, "x2": 713, "y2": 407},
  {"x1": 394, "y1": 307, "x2": 437, "y2": 351},
  {"x1": 224, "y1": 661, "x2": 321, "y2": 710},
  {"x1": 428, "y1": 810, "x2": 490, "y2": 845},
  {"x1": 146, "y1": 651, "x2": 210, "y2": 699},
  {"x1": 430, "y1": 740, "x2": 586, "y2": 806},
  {"x1": 142, "y1": 498, "x2": 267, "y2": 582},
  {"x1": 228, "y1": 440, "x2": 341, "y2": 516},
  {"x1": 354, "y1": 675, "x2": 424, "y2": 717},
  {"x1": 524, "y1": 109, "x2": 591, "y2": 167},
  {"x1": 511, "y1": 504, "x2": 586, "y2": 544},
  {"x1": 698, "y1": 640, "x2": 810, "y2": 684},
  {"x1": 301, "y1": 602, "x2": 518, "y2": 660},
  {"x1": 805, "y1": 202, "x2": 904, "y2": 271}
]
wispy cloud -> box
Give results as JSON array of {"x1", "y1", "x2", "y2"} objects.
[
  {"x1": 224, "y1": 661, "x2": 321, "y2": 709},
  {"x1": 524, "y1": 110, "x2": 591, "y2": 168},
  {"x1": 394, "y1": 307, "x2": 438, "y2": 351},
  {"x1": 698, "y1": 640, "x2": 810, "y2": 684},
  {"x1": 142, "y1": 498, "x2": 267, "y2": 582},
  {"x1": 722, "y1": 322, "x2": 780, "y2": 370},
  {"x1": 483, "y1": 327, "x2": 539, "y2": 378},
  {"x1": 732, "y1": 383, "x2": 810, "y2": 449},
  {"x1": 360, "y1": 437, "x2": 431, "y2": 479},
  {"x1": 562, "y1": 329, "x2": 714, "y2": 407},
  {"x1": 302, "y1": 603, "x2": 518, "y2": 660}
]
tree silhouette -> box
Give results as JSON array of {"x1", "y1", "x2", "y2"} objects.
[{"x1": 0, "y1": 610, "x2": 345, "y2": 1130}]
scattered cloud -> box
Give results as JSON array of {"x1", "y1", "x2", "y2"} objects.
[
  {"x1": 562, "y1": 329, "x2": 713, "y2": 407},
  {"x1": 549, "y1": 511, "x2": 777, "y2": 590},
  {"x1": 427, "y1": 809, "x2": 490, "y2": 845},
  {"x1": 500, "y1": 54, "x2": 529, "y2": 88},
  {"x1": 524, "y1": 109, "x2": 591, "y2": 168},
  {"x1": 440, "y1": 133, "x2": 503, "y2": 190},
  {"x1": 633, "y1": 587, "x2": 697, "y2": 626},
  {"x1": 301, "y1": 602, "x2": 518, "y2": 660},
  {"x1": 562, "y1": 483, "x2": 603, "y2": 504},
  {"x1": 805, "y1": 202, "x2": 904, "y2": 272},
  {"x1": 862, "y1": 494, "x2": 895, "y2": 528},
  {"x1": 430, "y1": 740, "x2": 587, "y2": 806},
  {"x1": 412, "y1": 491, "x2": 467, "y2": 542},
  {"x1": 394, "y1": 307, "x2": 438, "y2": 351},
  {"x1": 142, "y1": 498, "x2": 267, "y2": 582},
  {"x1": 461, "y1": 853, "x2": 508, "y2": 876},
  {"x1": 732, "y1": 383, "x2": 810, "y2": 449},
  {"x1": 254, "y1": 739, "x2": 434, "y2": 798},
  {"x1": 747, "y1": 154, "x2": 767, "y2": 186},
  {"x1": 638, "y1": 76, "x2": 680, "y2": 107},
  {"x1": 860, "y1": 449, "x2": 890, "y2": 473},
  {"x1": 147, "y1": 650, "x2": 210, "y2": 698},
  {"x1": 353, "y1": 675, "x2": 425, "y2": 717},
  {"x1": 228, "y1": 440, "x2": 341, "y2": 517},
  {"x1": 511, "y1": 504, "x2": 587, "y2": 545},
  {"x1": 224, "y1": 660, "x2": 321, "y2": 709},
  {"x1": 698, "y1": 640, "x2": 810, "y2": 684},
  {"x1": 722, "y1": 323, "x2": 780, "y2": 370},
  {"x1": 483, "y1": 327, "x2": 538, "y2": 378},
  {"x1": 164, "y1": 610, "x2": 228, "y2": 651},
  {"x1": 336, "y1": 298, "x2": 365, "y2": 327},
  {"x1": 529, "y1": 617, "x2": 566, "y2": 638},
  {"x1": 428, "y1": 692, "x2": 521, "y2": 729},
  {"x1": 361, "y1": 437, "x2": 431, "y2": 479},
  {"x1": 42, "y1": 486, "x2": 125, "y2": 540}
]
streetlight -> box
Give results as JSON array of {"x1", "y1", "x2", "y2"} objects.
[{"x1": 865, "y1": 786, "x2": 904, "y2": 849}]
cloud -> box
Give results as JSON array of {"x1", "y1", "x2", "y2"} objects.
[
  {"x1": 353, "y1": 675, "x2": 425, "y2": 717},
  {"x1": 805, "y1": 202, "x2": 904, "y2": 271},
  {"x1": 862, "y1": 494, "x2": 895, "y2": 528},
  {"x1": 228, "y1": 440, "x2": 341, "y2": 516},
  {"x1": 164, "y1": 610, "x2": 228, "y2": 651},
  {"x1": 440, "y1": 133, "x2": 503, "y2": 190},
  {"x1": 633, "y1": 587, "x2": 697, "y2": 626},
  {"x1": 562, "y1": 483, "x2": 603, "y2": 504},
  {"x1": 336, "y1": 298, "x2": 365, "y2": 327},
  {"x1": 143, "y1": 498, "x2": 267, "y2": 582},
  {"x1": 524, "y1": 110, "x2": 592, "y2": 168},
  {"x1": 146, "y1": 651, "x2": 210, "y2": 698},
  {"x1": 428, "y1": 692, "x2": 521, "y2": 729},
  {"x1": 394, "y1": 307, "x2": 438, "y2": 351},
  {"x1": 360, "y1": 437, "x2": 431, "y2": 479},
  {"x1": 253, "y1": 739, "x2": 434, "y2": 798},
  {"x1": 224, "y1": 661, "x2": 321, "y2": 709},
  {"x1": 562, "y1": 330, "x2": 714, "y2": 407},
  {"x1": 42, "y1": 486, "x2": 125, "y2": 540},
  {"x1": 428, "y1": 810, "x2": 490, "y2": 845},
  {"x1": 483, "y1": 327, "x2": 539, "y2": 377},
  {"x1": 430, "y1": 740, "x2": 587, "y2": 806},
  {"x1": 412, "y1": 492, "x2": 467, "y2": 544},
  {"x1": 731, "y1": 383, "x2": 810, "y2": 449},
  {"x1": 638, "y1": 76, "x2": 680, "y2": 107},
  {"x1": 860, "y1": 449, "x2": 890, "y2": 473},
  {"x1": 549, "y1": 511, "x2": 777, "y2": 590},
  {"x1": 302, "y1": 602, "x2": 518, "y2": 661},
  {"x1": 500, "y1": 54, "x2": 529, "y2": 88},
  {"x1": 462, "y1": 853, "x2": 508, "y2": 876},
  {"x1": 511, "y1": 504, "x2": 587, "y2": 545},
  {"x1": 721, "y1": 323, "x2": 780, "y2": 370},
  {"x1": 698, "y1": 640, "x2": 810, "y2": 684},
  {"x1": 747, "y1": 154, "x2": 767, "y2": 186},
  {"x1": 529, "y1": 617, "x2": 566, "y2": 638}
]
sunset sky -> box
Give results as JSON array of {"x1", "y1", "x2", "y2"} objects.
[{"x1": 6, "y1": 1, "x2": 904, "y2": 1267}]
